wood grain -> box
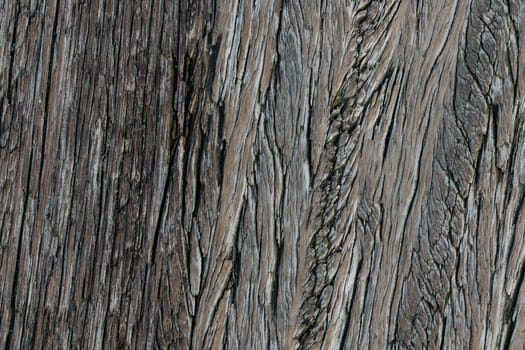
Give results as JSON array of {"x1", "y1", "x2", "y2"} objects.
[{"x1": 1, "y1": 0, "x2": 524, "y2": 349}]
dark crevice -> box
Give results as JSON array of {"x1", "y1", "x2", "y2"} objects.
[
  {"x1": 192, "y1": 132, "x2": 206, "y2": 220},
  {"x1": 382, "y1": 67, "x2": 404, "y2": 165},
  {"x1": 189, "y1": 267, "x2": 203, "y2": 350},
  {"x1": 439, "y1": 305, "x2": 448, "y2": 350},
  {"x1": 231, "y1": 236, "x2": 242, "y2": 303},
  {"x1": 271, "y1": 239, "x2": 284, "y2": 316},
  {"x1": 206, "y1": 35, "x2": 222, "y2": 92},
  {"x1": 306, "y1": 106, "x2": 314, "y2": 184},
  {"x1": 382, "y1": 113, "x2": 395, "y2": 164},
  {"x1": 218, "y1": 136, "x2": 226, "y2": 188},
  {"x1": 474, "y1": 112, "x2": 490, "y2": 188},
  {"x1": 223, "y1": 314, "x2": 229, "y2": 350},
  {"x1": 491, "y1": 103, "x2": 499, "y2": 153},
  {"x1": 150, "y1": 145, "x2": 175, "y2": 266}
]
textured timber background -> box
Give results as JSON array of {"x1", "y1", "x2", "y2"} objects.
[{"x1": 1, "y1": 0, "x2": 525, "y2": 349}]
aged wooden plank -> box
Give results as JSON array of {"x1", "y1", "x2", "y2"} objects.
[{"x1": 0, "y1": 0, "x2": 524, "y2": 349}]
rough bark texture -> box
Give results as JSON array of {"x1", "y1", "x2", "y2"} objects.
[{"x1": 1, "y1": 0, "x2": 524, "y2": 349}]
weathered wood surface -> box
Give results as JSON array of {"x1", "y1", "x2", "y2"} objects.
[{"x1": 1, "y1": 0, "x2": 524, "y2": 349}]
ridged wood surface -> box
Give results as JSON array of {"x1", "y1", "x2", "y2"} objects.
[{"x1": 1, "y1": 0, "x2": 524, "y2": 349}]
